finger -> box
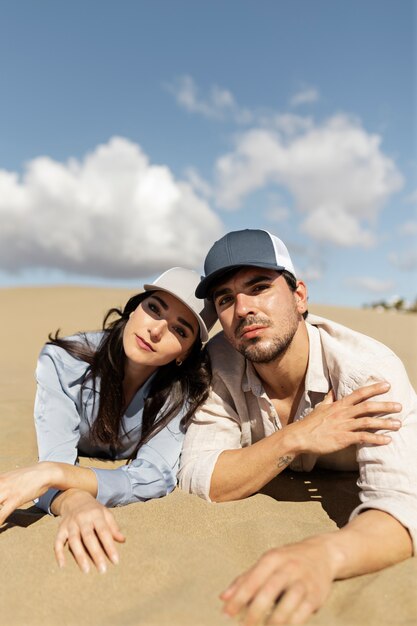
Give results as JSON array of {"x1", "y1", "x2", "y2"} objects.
[
  {"x1": 94, "y1": 522, "x2": 121, "y2": 565},
  {"x1": 349, "y1": 401, "x2": 402, "y2": 420},
  {"x1": 342, "y1": 381, "x2": 390, "y2": 406},
  {"x1": 265, "y1": 581, "x2": 306, "y2": 625},
  {"x1": 54, "y1": 529, "x2": 68, "y2": 569},
  {"x1": 79, "y1": 526, "x2": 109, "y2": 573},
  {"x1": 0, "y1": 500, "x2": 16, "y2": 526},
  {"x1": 105, "y1": 511, "x2": 126, "y2": 544},
  {"x1": 284, "y1": 599, "x2": 316, "y2": 625},
  {"x1": 223, "y1": 554, "x2": 282, "y2": 617},
  {"x1": 320, "y1": 389, "x2": 335, "y2": 405},
  {"x1": 243, "y1": 572, "x2": 290, "y2": 626},
  {"x1": 351, "y1": 417, "x2": 401, "y2": 432},
  {"x1": 352, "y1": 432, "x2": 392, "y2": 446},
  {"x1": 67, "y1": 533, "x2": 92, "y2": 574},
  {"x1": 220, "y1": 575, "x2": 243, "y2": 600}
]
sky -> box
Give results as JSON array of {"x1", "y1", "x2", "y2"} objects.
[{"x1": 0, "y1": 0, "x2": 416, "y2": 306}]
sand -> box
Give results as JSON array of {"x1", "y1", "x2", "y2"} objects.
[{"x1": 0, "y1": 286, "x2": 416, "y2": 626}]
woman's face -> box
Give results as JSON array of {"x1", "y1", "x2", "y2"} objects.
[{"x1": 122, "y1": 291, "x2": 199, "y2": 370}]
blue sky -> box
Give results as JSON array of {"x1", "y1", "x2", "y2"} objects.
[{"x1": 0, "y1": 0, "x2": 416, "y2": 306}]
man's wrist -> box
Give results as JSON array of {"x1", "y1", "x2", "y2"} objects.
[{"x1": 303, "y1": 533, "x2": 348, "y2": 580}]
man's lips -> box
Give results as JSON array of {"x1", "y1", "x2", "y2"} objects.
[
  {"x1": 238, "y1": 325, "x2": 268, "y2": 339},
  {"x1": 135, "y1": 334, "x2": 156, "y2": 352}
]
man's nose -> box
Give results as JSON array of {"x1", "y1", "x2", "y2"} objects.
[{"x1": 234, "y1": 293, "x2": 256, "y2": 317}]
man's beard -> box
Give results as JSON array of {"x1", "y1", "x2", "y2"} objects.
[{"x1": 234, "y1": 315, "x2": 299, "y2": 364}]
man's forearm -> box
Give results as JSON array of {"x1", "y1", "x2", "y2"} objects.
[
  {"x1": 209, "y1": 429, "x2": 297, "y2": 501},
  {"x1": 324, "y1": 509, "x2": 413, "y2": 579}
]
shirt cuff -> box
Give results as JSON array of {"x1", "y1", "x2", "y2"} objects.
[{"x1": 35, "y1": 488, "x2": 61, "y2": 515}]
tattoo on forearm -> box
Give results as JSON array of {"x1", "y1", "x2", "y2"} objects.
[{"x1": 277, "y1": 455, "x2": 294, "y2": 469}]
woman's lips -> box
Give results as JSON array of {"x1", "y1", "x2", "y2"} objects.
[{"x1": 135, "y1": 335, "x2": 156, "y2": 352}]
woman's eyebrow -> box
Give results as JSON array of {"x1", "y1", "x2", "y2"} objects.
[
  {"x1": 178, "y1": 317, "x2": 196, "y2": 335},
  {"x1": 152, "y1": 295, "x2": 168, "y2": 309}
]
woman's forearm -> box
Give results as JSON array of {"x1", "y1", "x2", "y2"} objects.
[{"x1": 40, "y1": 461, "x2": 98, "y2": 499}]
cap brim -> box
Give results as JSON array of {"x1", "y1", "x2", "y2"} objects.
[
  {"x1": 195, "y1": 262, "x2": 286, "y2": 299},
  {"x1": 143, "y1": 284, "x2": 209, "y2": 343}
]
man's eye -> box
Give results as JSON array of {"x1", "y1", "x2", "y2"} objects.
[
  {"x1": 253, "y1": 284, "x2": 269, "y2": 293},
  {"x1": 217, "y1": 296, "x2": 233, "y2": 307}
]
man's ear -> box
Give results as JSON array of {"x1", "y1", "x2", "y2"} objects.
[{"x1": 294, "y1": 280, "x2": 308, "y2": 314}]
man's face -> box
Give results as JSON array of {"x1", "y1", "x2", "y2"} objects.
[{"x1": 211, "y1": 268, "x2": 307, "y2": 363}]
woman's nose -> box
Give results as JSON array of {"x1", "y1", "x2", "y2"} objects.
[{"x1": 149, "y1": 319, "x2": 167, "y2": 341}]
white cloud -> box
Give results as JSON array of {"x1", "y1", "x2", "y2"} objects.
[
  {"x1": 398, "y1": 220, "x2": 417, "y2": 236},
  {"x1": 290, "y1": 87, "x2": 320, "y2": 107},
  {"x1": 184, "y1": 167, "x2": 213, "y2": 199},
  {"x1": 388, "y1": 249, "x2": 417, "y2": 271},
  {"x1": 167, "y1": 75, "x2": 252, "y2": 123},
  {"x1": 347, "y1": 277, "x2": 395, "y2": 293},
  {"x1": 405, "y1": 189, "x2": 417, "y2": 204},
  {"x1": 0, "y1": 137, "x2": 223, "y2": 278},
  {"x1": 214, "y1": 115, "x2": 403, "y2": 247},
  {"x1": 265, "y1": 206, "x2": 290, "y2": 222}
]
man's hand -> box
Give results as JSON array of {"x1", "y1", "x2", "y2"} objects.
[
  {"x1": 0, "y1": 462, "x2": 56, "y2": 524},
  {"x1": 221, "y1": 536, "x2": 338, "y2": 625},
  {"x1": 286, "y1": 381, "x2": 402, "y2": 456},
  {"x1": 53, "y1": 489, "x2": 125, "y2": 573}
]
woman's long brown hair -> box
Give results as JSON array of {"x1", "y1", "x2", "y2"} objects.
[{"x1": 48, "y1": 292, "x2": 211, "y2": 458}]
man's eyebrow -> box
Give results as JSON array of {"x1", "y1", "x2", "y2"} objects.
[
  {"x1": 243, "y1": 274, "x2": 275, "y2": 287},
  {"x1": 213, "y1": 274, "x2": 275, "y2": 300},
  {"x1": 151, "y1": 295, "x2": 195, "y2": 335}
]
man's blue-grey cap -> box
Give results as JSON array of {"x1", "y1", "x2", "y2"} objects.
[{"x1": 195, "y1": 229, "x2": 296, "y2": 299}]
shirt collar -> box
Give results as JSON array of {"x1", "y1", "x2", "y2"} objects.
[
  {"x1": 241, "y1": 322, "x2": 330, "y2": 396},
  {"x1": 304, "y1": 323, "x2": 331, "y2": 394}
]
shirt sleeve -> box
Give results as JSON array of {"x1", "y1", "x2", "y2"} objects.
[
  {"x1": 34, "y1": 346, "x2": 83, "y2": 513},
  {"x1": 178, "y1": 380, "x2": 243, "y2": 501},
  {"x1": 90, "y1": 412, "x2": 185, "y2": 507},
  {"x1": 348, "y1": 354, "x2": 417, "y2": 554}
]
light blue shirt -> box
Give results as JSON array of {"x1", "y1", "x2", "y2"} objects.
[{"x1": 34, "y1": 332, "x2": 185, "y2": 512}]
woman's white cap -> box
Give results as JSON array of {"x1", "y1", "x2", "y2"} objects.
[{"x1": 143, "y1": 267, "x2": 217, "y2": 343}]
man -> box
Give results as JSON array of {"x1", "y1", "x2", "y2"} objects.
[{"x1": 178, "y1": 229, "x2": 417, "y2": 625}]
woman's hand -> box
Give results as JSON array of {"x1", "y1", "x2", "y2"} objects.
[
  {"x1": 53, "y1": 489, "x2": 125, "y2": 573},
  {"x1": 0, "y1": 462, "x2": 56, "y2": 524}
]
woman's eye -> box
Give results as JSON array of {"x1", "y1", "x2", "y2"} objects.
[
  {"x1": 174, "y1": 326, "x2": 187, "y2": 338},
  {"x1": 148, "y1": 302, "x2": 160, "y2": 315}
]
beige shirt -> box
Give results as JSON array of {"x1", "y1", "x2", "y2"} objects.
[{"x1": 178, "y1": 314, "x2": 417, "y2": 552}]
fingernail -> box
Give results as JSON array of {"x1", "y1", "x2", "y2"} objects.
[
  {"x1": 99, "y1": 563, "x2": 107, "y2": 574},
  {"x1": 391, "y1": 420, "x2": 401, "y2": 427},
  {"x1": 393, "y1": 403, "x2": 402, "y2": 411},
  {"x1": 82, "y1": 564, "x2": 90, "y2": 574},
  {"x1": 111, "y1": 553, "x2": 119, "y2": 565}
]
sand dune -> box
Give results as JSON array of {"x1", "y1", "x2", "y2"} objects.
[{"x1": 0, "y1": 287, "x2": 416, "y2": 625}]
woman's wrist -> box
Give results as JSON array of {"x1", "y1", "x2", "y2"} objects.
[{"x1": 38, "y1": 461, "x2": 67, "y2": 491}]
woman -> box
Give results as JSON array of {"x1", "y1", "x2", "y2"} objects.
[{"x1": 0, "y1": 267, "x2": 215, "y2": 573}]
